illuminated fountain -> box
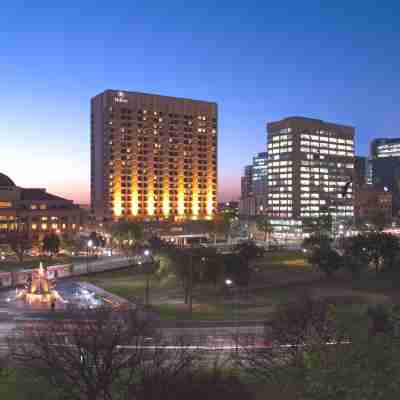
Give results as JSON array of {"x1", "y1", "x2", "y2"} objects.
[{"x1": 17, "y1": 263, "x2": 63, "y2": 305}]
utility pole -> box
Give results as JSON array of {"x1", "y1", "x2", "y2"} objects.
[
  {"x1": 188, "y1": 251, "x2": 193, "y2": 315},
  {"x1": 144, "y1": 249, "x2": 151, "y2": 307}
]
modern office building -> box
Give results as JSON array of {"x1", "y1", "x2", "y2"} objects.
[
  {"x1": 371, "y1": 138, "x2": 400, "y2": 158},
  {"x1": 266, "y1": 117, "x2": 355, "y2": 234},
  {"x1": 369, "y1": 138, "x2": 400, "y2": 215},
  {"x1": 240, "y1": 165, "x2": 253, "y2": 198},
  {"x1": 239, "y1": 152, "x2": 268, "y2": 216},
  {"x1": 354, "y1": 156, "x2": 368, "y2": 187},
  {"x1": 0, "y1": 173, "x2": 84, "y2": 239},
  {"x1": 91, "y1": 90, "x2": 218, "y2": 221}
]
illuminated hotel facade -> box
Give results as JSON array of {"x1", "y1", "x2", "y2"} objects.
[
  {"x1": 266, "y1": 117, "x2": 355, "y2": 234},
  {"x1": 91, "y1": 90, "x2": 218, "y2": 221}
]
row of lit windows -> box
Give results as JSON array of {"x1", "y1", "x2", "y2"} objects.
[
  {"x1": 268, "y1": 200, "x2": 293, "y2": 205},
  {"x1": 271, "y1": 132, "x2": 292, "y2": 141},
  {"x1": 300, "y1": 140, "x2": 353, "y2": 150},
  {"x1": 301, "y1": 212, "x2": 353, "y2": 217},
  {"x1": 269, "y1": 147, "x2": 293, "y2": 155},
  {"x1": 268, "y1": 167, "x2": 293, "y2": 173},
  {"x1": 301, "y1": 200, "x2": 327, "y2": 205},
  {"x1": 300, "y1": 134, "x2": 353, "y2": 144},
  {"x1": 300, "y1": 147, "x2": 353, "y2": 156},
  {"x1": 269, "y1": 141, "x2": 293, "y2": 148},
  {"x1": 269, "y1": 160, "x2": 293, "y2": 166},
  {"x1": 268, "y1": 193, "x2": 293, "y2": 198},
  {"x1": 268, "y1": 180, "x2": 293, "y2": 186}
]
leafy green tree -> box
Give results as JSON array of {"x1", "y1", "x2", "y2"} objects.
[
  {"x1": 343, "y1": 232, "x2": 400, "y2": 274},
  {"x1": 235, "y1": 241, "x2": 265, "y2": 261},
  {"x1": 302, "y1": 213, "x2": 333, "y2": 237},
  {"x1": 42, "y1": 233, "x2": 60, "y2": 257},
  {"x1": 303, "y1": 233, "x2": 332, "y2": 252},
  {"x1": 110, "y1": 221, "x2": 143, "y2": 257},
  {"x1": 308, "y1": 246, "x2": 342, "y2": 277},
  {"x1": 214, "y1": 212, "x2": 235, "y2": 243},
  {"x1": 303, "y1": 234, "x2": 341, "y2": 277},
  {"x1": 256, "y1": 215, "x2": 274, "y2": 244},
  {"x1": 223, "y1": 253, "x2": 253, "y2": 288},
  {"x1": 3, "y1": 232, "x2": 32, "y2": 262}
]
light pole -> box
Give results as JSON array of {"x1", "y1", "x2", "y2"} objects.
[
  {"x1": 87, "y1": 240, "x2": 93, "y2": 274},
  {"x1": 144, "y1": 249, "x2": 151, "y2": 307},
  {"x1": 225, "y1": 278, "x2": 239, "y2": 349}
]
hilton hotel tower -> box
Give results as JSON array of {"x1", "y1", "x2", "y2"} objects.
[{"x1": 91, "y1": 90, "x2": 218, "y2": 221}]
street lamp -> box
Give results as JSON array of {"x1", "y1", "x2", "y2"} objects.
[
  {"x1": 144, "y1": 249, "x2": 151, "y2": 307},
  {"x1": 87, "y1": 240, "x2": 93, "y2": 274},
  {"x1": 225, "y1": 278, "x2": 239, "y2": 348}
]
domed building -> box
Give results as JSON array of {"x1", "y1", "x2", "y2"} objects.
[{"x1": 0, "y1": 173, "x2": 84, "y2": 239}]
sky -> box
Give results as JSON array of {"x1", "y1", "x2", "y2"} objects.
[{"x1": 1, "y1": 1, "x2": 400, "y2": 203}]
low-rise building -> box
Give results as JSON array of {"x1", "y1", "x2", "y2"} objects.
[
  {"x1": 0, "y1": 173, "x2": 84, "y2": 240},
  {"x1": 354, "y1": 183, "x2": 392, "y2": 221}
]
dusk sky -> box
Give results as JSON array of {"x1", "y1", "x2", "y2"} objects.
[{"x1": 1, "y1": 1, "x2": 400, "y2": 203}]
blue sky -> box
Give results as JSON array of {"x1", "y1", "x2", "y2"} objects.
[{"x1": 1, "y1": 1, "x2": 399, "y2": 202}]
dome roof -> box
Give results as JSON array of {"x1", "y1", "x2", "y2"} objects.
[{"x1": 0, "y1": 173, "x2": 16, "y2": 187}]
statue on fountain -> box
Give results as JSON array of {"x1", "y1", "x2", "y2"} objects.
[{"x1": 17, "y1": 262, "x2": 63, "y2": 305}]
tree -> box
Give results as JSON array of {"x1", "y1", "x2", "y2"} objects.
[
  {"x1": 308, "y1": 246, "x2": 342, "y2": 277},
  {"x1": 303, "y1": 234, "x2": 341, "y2": 277},
  {"x1": 343, "y1": 232, "x2": 400, "y2": 274},
  {"x1": 302, "y1": 233, "x2": 332, "y2": 253},
  {"x1": 3, "y1": 231, "x2": 32, "y2": 262},
  {"x1": 302, "y1": 213, "x2": 333, "y2": 237},
  {"x1": 199, "y1": 249, "x2": 225, "y2": 290},
  {"x1": 235, "y1": 295, "x2": 340, "y2": 392},
  {"x1": 110, "y1": 221, "x2": 144, "y2": 257},
  {"x1": 10, "y1": 308, "x2": 202, "y2": 400},
  {"x1": 211, "y1": 212, "x2": 234, "y2": 243},
  {"x1": 256, "y1": 215, "x2": 274, "y2": 244},
  {"x1": 88, "y1": 231, "x2": 105, "y2": 248},
  {"x1": 235, "y1": 241, "x2": 265, "y2": 261},
  {"x1": 224, "y1": 253, "x2": 253, "y2": 288},
  {"x1": 42, "y1": 233, "x2": 60, "y2": 257}
]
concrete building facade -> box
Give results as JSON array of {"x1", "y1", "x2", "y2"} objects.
[
  {"x1": 266, "y1": 117, "x2": 355, "y2": 234},
  {"x1": 369, "y1": 138, "x2": 400, "y2": 215},
  {"x1": 0, "y1": 173, "x2": 83, "y2": 239},
  {"x1": 91, "y1": 90, "x2": 218, "y2": 221},
  {"x1": 239, "y1": 152, "x2": 268, "y2": 216}
]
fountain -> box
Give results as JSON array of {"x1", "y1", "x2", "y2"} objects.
[{"x1": 17, "y1": 263, "x2": 63, "y2": 305}]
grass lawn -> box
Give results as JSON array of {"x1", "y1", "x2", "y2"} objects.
[
  {"x1": 254, "y1": 250, "x2": 310, "y2": 270},
  {"x1": 81, "y1": 265, "x2": 303, "y2": 321},
  {"x1": 79, "y1": 250, "x2": 400, "y2": 322}
]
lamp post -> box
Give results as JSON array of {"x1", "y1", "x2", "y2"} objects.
[
  {"x1": 86, "y1": 240, "x2": 93, "y2": 274},
  {"x1": 225, "y1": 278, "x2": 239, "y2": 349},
  {"x1": 144, "y1": 249, "x2": 151, "y2": 307}
]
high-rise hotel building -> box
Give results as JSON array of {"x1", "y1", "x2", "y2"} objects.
[
  {"x1": 266, "y1": 117, "x2": 355, "y2": 233},
  {"x1": 91, "y1": 90, "x2": 218, "y2": 221}
]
